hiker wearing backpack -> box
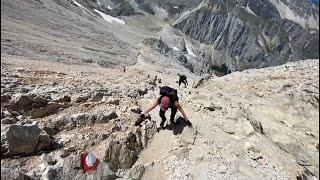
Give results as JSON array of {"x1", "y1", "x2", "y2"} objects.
[
  {"x1": 139, "y1": 86, "x2": 192, "y2": 129},
  {"x1": 178, "y1": 74, "x2": 188, "y2": 88}
]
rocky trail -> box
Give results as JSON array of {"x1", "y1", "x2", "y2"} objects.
[{"x1": 2, "y1": 57, "x2": 318, "y2": 180}]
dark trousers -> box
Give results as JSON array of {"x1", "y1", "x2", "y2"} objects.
[
  {"x1": 179, "y1": 80, "x2": 188, "y2": 87},
  {"x1": 159, "y1": 107, "x2": 177, "y2": 127}
]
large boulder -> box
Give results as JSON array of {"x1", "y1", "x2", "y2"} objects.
[
  {"x1": 29, "y1": 102, "x2": 65, "y2": 119},
  {"x1": 53, "y1": 112, "x2": 119, "y2": 131},
  {"x1": 42, "y1": 166, "x2": 63, "y2": 180},
  {"x1": 1, "y1": 124, "x2": 56, "y2": 157},
  {"x1": 45, "y1": 155, "x2": 117, "y2": 180},
  {"x1": 74, "y1": 94, "x2": 90, "y2": 103},
  {"x1": 8, "y1": 94, "x2": 34, "y2": 112},
  {"x1": 54, "y1": 95, "x2": 71, "y2": 103},
  {"x1": 53, "y1": 115, "x2": 75, "y2": 131},
  {"x1": 89, "y1": 92, "x2": 104, "y2": 102},
  {"x1": 32, "y1": 96, "x2": 48, "y2": 108},
  {"x1": 104, "y1": 120, "x2": 157, "y2": 171},
  {"x1": 104, "y1": 138, "x2": 138, "y2": 171},
  {"x1": 71, "y1": 113, "x2": 96, "y2": 127},
  {"x1": 96, "y1": 112, "x2": 118, "y2": 124}
]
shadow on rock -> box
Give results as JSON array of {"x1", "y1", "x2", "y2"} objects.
[{"x1": 161, "y1": 117, "x2": 189, "y2": 135}]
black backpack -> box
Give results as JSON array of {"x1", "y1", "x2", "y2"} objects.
[{"x1": 160, "y1": 86, "x2": 177, "y2": 97}]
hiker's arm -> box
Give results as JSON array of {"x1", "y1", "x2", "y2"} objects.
[
  {"x1": 142, "y1": 99, "x2": 159, "y2": 115},
  {"x1": 175, "y1": 102, "x2": 188, "y2": 121}
]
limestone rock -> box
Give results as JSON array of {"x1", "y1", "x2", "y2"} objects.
[
  {"x1": 89, "y1": 92, "x2": 104, "y2": 102},
  {"x1": 1, "y1": 167, "x2": 34, "y2": 180},
  {"x1": 1, "y1": 124, "x2": 56, "y2": 157},
  {"x1": 9, "y1": 94, "x2": 34, "y2": 112},
  {"x1": 54, "y1": 114, "x2": 74, "y2": 131},
  {"x1": 1, "y1": 117, "x2": 17, "y2": 124}
]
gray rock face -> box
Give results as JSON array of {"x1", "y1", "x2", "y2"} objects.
[
  {"x1": 96, "y1": 112, "x2": 119, "y2": 124},
  {"x1": 104, "y1": 120, "x2": 157, "y2": 171},
  {"x1": 1, "y1": 124, "x2": 56, "y2": 157},
  {"x1": 1, "y1": 167, "x2": 34, "y2": 180},
  {"x1": 42, "y1": 166, "x2": 63, "y2": 180},
  {"x1": 247, "y1": 0, "x2": 281, "y2": 20},
  {"x1": 104, "y1": 135, "x2": 140, "y2": 171},
  {"x1": 6, "y1": 94, "x2": 66, "y2": 118},
  {"x1": 54, "y1": 115, "x2": 74, "y2": 131},
  {"x1": 53, "y1": 112, "x2": 119, "y2": 131},
  {"x1": 89, "y1": 92, "x2": 104, "y2": 102},
  {"x1": 173, "y1": 0, "x2": 319, "y2": 72},
  {"x1": 143, "y1": 38, "x2": 195, "y2": 72},
  {"x1": 117, "y1": 164, "x2": 145, "y2": 180}
]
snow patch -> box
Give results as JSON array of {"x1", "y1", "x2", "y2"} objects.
[
  {"x1": 97, "y1": 1, "x2": 101, "y2": 5},
  {"x1": 186, "y1": 43, "x2": 196, "y2": 57},
  {"x1": 72, "y1": 0, "x2": 95, "y2": 16},
  {"x1": 93, "y1": 9, "x2": 125, "y2": 25},
  {"x1": 174, "y1": 6, "x2": 179, "y2": 9},
  {"x1": 245, "y1": 5, "x2": 257, "y2": 16},
  {"x1": 153, "y1": 6, "x2": 168, "y2": 19},
  {"x1": 107, "y1": 6, "x2": 113, "y2": 10},
  {"x1": 257, "y1": 39, "x2": 264, "y2": 47},
  {"x1": 173, "y1": 47, "x2": 180, "y2": 51}
]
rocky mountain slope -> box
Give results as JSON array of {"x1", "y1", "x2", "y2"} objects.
[
  {"x1": 1, "y1": 0, "x2": 319, "y2": 179},
  {"x1": 1, "y1": 57, "x2": 319, "y2": 180}
]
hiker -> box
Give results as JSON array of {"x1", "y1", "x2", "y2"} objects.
[
  {"x1": 178, "y1": 74, "x2": 188, "y2": 88},
  {"x1": 140, "y1": 86, "x2": 192, "y2": 129},
  {"x1": 123, "y1": 66, "x2": 126, "y2": 73}
]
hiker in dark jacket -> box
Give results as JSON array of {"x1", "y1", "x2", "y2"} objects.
[
  {"x1": 178, "y1": 74, "x2": 188, "y2": 88},
  {"x1": 140, "y1": 86, "x2": 192, "y2": 129}
]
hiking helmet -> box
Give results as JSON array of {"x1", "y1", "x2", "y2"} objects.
[{"x1": 160, "y1": 96, "x2": 170, "y2": 111}]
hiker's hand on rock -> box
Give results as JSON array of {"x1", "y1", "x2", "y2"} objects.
[
  {"x1": 140, "y1": 114, "x2": 145, "y2": 119},
  {"x1": 186, "y1": 120, "x2": 193, "y2": 127}
]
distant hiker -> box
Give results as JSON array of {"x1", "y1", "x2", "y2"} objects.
[
  {"x1": 158, "y1": 78, "x2": 162, "y2": 84},
  {"x1": 139, "y1": 86, "x2": 192, "y2": 129},
  {"x1": 123, "y1": 66, "x2": 126, "y2": 73},
  {"x1": 178, "y1": 74, "x2": 188, "y2": 88}
]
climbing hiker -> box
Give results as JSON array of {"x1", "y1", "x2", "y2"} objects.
[
  {"x1": 178, "y1": 74, "x2": 188, "y2": 88},
  {"x1": 138, "y1": 86, "x2": 192, "y2": 129}
]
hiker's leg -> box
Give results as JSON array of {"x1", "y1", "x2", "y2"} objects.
[
  {"x1": 159, "y1": 110, "x2": 166, "y2": 127},
  {"x1": 170, "y1": 107, "x2": 177, "y2": 124},
  {"x1": 179, "y1": 80, "x2": 182, "y2": 87}
]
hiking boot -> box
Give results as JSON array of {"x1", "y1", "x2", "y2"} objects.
[{"x1": 157, "y1": 126, "x2": 165, "y2": 132}]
